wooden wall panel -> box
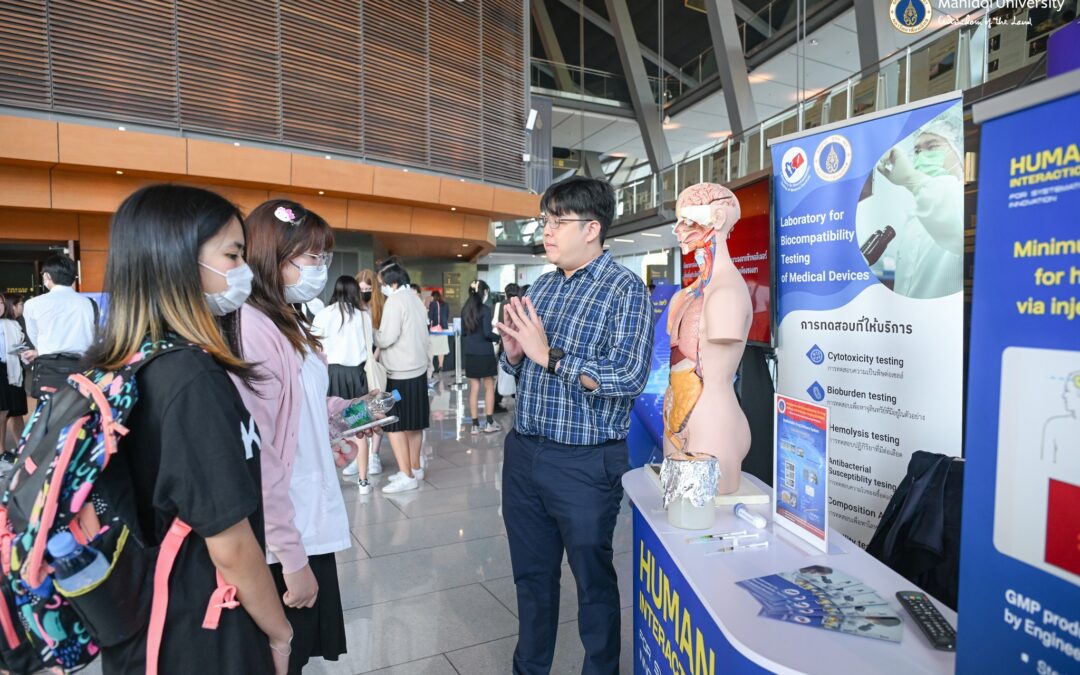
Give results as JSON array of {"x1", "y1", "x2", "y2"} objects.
[
  {"x1": 0, "y1": 165, "x2": 50, "y2": 209},
  {"x1": 0, "y1": 0, "x2": 50, "y2": 109},
  {"x1": 346, "y1": 200, "x2": 411, "y2": 234},
  {"x1": 79, "y1": 250, "x2": 108, "y2": 292},
  {"x1": 49, "y1": 0, "x2": 178, "y2": 124},
  {"x1": 0, "y1": 1, "x2": 527, "y2": 188},
  {"x1": 187, "y1": 140, "x2": 292, "y2": 186},
  {"x1": 373, "y1": 167, "x2": 440, "y2": 204},
  {"x1": 177, "y1": 0, "x2": 280, "y2": 138},
  {"x1": 281, "y1": 0, "x2": 362, "y2": 151},
  {"x1": 0, "y1": 210, "x2": 78, "y2": 241},
  {"x1": 0, "y1": 117, "x2": 57, "y2": 165},
  {"x1": 291, "y1": 154, "x2": 374, "y2": 195},
  {"x1": 362, "y1": 0, "x2": 429, "y2": 167},
  {"x1": 412, "y1": 209, "x2": 464, "y2": 238},
  {"x1": 50, "y1": 170, "x2": 149, "y2": 212},
  {"x1": 58, "y1": 124, "x2": 186, "y2": 175},
  {"x1": 77, "y1": 214, "x2": 111, "y2": 251}
]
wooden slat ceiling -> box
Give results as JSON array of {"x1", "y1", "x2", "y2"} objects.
[{"x1": 0, "y1": 0, "x2": 527, "y2": 189}]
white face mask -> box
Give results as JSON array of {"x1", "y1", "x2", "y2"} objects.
[
  {"x1": 285, "y1": 263, "x2": 328, "y2": 304},
  {"x1": 200, "y1": 262, "x2": 253, "y2": 316},
  {"x1": 381, "y1": 284, "x2": 395, "y2": 296}
]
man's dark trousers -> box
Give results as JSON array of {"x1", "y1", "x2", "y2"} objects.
[{"x1": 503, "y1": 429, "x2": 629, "y2": 675}]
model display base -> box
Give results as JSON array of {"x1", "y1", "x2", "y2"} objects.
[{"x1": 645, "y1": 463, "x2": 770, "y2": 506}]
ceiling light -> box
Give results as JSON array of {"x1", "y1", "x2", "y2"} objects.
[
  {"x1": 462, "y1": 244, "x2": 469, "y2": 248},
  {"x1": 525, "y1": 108, "x2": 538, "y2": 131},
  {"x1": 809, "y1": 38, "x2": 819, "y2": 46},
  {"x1": 641, "y1": 232, "x2": 662, "y2": 238},
  {"x1": 403, "y1": 168, "x2": 409, "y2": 172},
  {"x1": 117, "y1": 126, "x2": 126, "y2": 131},
  {"x1": 457, "y1": 254, "x2": 463, "y2": 258},
  {"x1": 459, "y1": 178, "x2": 466, "y2": 182},
  {"x1": 608, "y1": 152, "x2": 628, "y2": 158},
  {"x1": 707, "y1": 130, "x2": 732, "y2": 139},
  {"x1": 115, "y1": 170, "x2": 123, "y2": 175},
  {"x1": 613, "y1": 238, "x2": 635, "y2": 244},
  {"x1": 663, "y1": 122, "x2": 680, "y2": 130},
  {"x1": 233, "y1": 142, "x2": 240, "y2": 147},
  {"x1": 451, "y1": 207, "x2": 457, "y2": 211},
  {"x1": 325, "y1": 155, "x2": 332, "y2": 159},
  {"x1": 748, "y1": 73, "x2": 773, "y2": 83}
]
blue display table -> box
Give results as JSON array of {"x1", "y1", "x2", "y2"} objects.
[{"x1": 624, "y1": 468, "x2": 957, "y2": 675}]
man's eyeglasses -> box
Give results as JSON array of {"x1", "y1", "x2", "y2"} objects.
[{"x1": 538, "y1": 214, "x2": 593, "y2": 230}]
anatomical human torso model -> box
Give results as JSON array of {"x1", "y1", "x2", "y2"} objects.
[{"x1": 664, "y1": 183, "x2": 753, "y2": 494}]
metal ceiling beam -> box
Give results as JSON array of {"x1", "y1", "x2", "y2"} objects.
[
  {"x1": 581, "y1": 150, "x2": 607, "y2": 178},
  {"x1": 732, "y1": 1, "x2": 773, "y2": 40},
  {"x1": 603, "y1": 0, "x2": 672, "y2": 172},
  {"x1": 531, "y1": 0, "x2": 577, "y2": 91},
  {"x1": 704, "y1": 0, "x2": 759, "y2": 135},
  {"x1": 853, "y1": 0, "x2": 892, "y2": 72},
  {"x1": 553, "y1": 0, "x2": 697, "y2": 88}
]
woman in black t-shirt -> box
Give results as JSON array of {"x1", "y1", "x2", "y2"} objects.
[
  {"x1": 84, "y1": 185, "x2": 293, "y2": 674},
  {"x1": 461, "y1": 280, "x2": 501, "y2": 435}
]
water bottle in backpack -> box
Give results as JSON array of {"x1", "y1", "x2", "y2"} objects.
[
  {"x1": 47, "y1": 533, "x2": 110, "y2": 594},
  {"x1": 329, "y1": 390, "x2": 401, "y2": 441}
]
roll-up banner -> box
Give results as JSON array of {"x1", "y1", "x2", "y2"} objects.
[
  {"x1": 770, "y1": 93, "x2": 965, "y2": 548},
  {"x1": 957, "y1": 72, "x2": 1080, "y2": 673}
]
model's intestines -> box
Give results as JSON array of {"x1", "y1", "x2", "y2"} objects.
[{"x1": 663, "y1": 183, "x2": 753, "y2": 494}]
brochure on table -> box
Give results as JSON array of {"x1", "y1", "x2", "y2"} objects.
[{"x1": 774, "y1": 394, "x2": 830, "y2": 552}]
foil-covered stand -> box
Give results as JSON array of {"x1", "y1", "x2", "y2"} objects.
[{"x1": 660, "y1": 454, "x2": 720, "y2": 530}]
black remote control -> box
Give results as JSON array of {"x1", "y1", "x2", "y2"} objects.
[{"x1": 896, "y1": 591, "x2": 956, "y2": 651}]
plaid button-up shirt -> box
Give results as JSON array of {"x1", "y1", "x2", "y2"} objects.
[{"x1": 500, "y1": 252, "x2": 654, "y2": 446}]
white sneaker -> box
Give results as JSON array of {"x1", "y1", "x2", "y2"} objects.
[
  {"x1": 368, "y1": 452, "x2": 383, "y2": 475},
  {"x1": 341, "y1": 458, "x2": 359, "y2": 477},
  {"x1": 382, "y1": 476, "x2": 419, "y2": 493},
  {"x1": 413, "y1": 468, "x2": 425, "y2": 481},
  {"x1": 387, "y1": 471, "x2": 409, "y2": 484},
  {"x1": 483, "y1": 420, "x2": 503, "y2": 434},
  {"x1": 357, "y1": 480, "x2": 372, "y2": 495}
]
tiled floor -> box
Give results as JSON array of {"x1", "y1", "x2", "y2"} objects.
[{"x1": 305, "y1": 375, "x2": 635, "y2": 674}]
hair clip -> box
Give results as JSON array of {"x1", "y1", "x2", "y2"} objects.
[{"x1": 274, "y1": 206, "x2": 300, "y2": 226}]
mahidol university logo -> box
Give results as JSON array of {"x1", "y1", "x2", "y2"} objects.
[
  {"x1": 813, "y1": 134, "x2": 852, "y2": 182},
  {"x1": 890, "y1": 0, "x2": 933, "y2": 34}
]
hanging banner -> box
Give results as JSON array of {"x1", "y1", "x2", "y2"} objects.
[
  {"x1": 957, "y1": 76, "x2": 1080, "y2": 672},
  {"x1": 770, "y1": 93, "x2": 964, "y2": 548}
]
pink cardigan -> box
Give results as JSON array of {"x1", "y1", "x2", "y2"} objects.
[{"x1": 231, "y1": 304, "x2": 347, "y2": 574}]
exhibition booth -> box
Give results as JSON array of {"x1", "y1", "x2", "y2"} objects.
[{"x1": 627, "y1": 68, "x2": 1080, "y2": 675}]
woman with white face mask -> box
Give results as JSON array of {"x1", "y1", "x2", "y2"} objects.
[
  {"x1": 373, "y1": 258, "x2": 432, "y2": 494},
  {"x1": 230, "y1": 200, "x2": 358, "y2": 674}
]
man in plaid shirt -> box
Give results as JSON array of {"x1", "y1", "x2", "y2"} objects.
[{"x1": 498, "y1": 177, "x2": 653, "y2": 675}]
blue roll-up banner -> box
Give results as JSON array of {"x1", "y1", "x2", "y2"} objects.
[
  {"x1": 957, "y1": 85, "x2": 1080, "y2": 672},
  {"x1": 770, "y1": 93, "x2": 965, "y2": 548},
  {"x1": 629, "y1": 284, "x2": 680, "y2": 468}
]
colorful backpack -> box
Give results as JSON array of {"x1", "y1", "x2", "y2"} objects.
[{"x1": 0, "y1": 338, "x2": 238, "y2": 674}]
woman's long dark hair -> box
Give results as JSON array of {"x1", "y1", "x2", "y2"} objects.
[
  {"x1": 462, "y1": 279, "x2": 490, "y2": 335},
  {"x1": 329, "y1": 275, "x2": 364, "y2": 323},
  {"x1": 84, "y1": 184, "x2": 253, "y2": 379},
  {"x1": 244, "y1": 199, "x2": 334, "y2": 355}
]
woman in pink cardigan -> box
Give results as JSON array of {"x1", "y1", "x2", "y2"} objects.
[{"x1": 231, "y1": 199, "x2": 357, "y2": 673}]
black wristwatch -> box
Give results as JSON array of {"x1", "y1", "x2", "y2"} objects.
[{"x1": 547, "y1": 348, "x2": 565, "y2": 375}]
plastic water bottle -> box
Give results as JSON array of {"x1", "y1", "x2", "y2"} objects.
[
  {"x1": 329, "y1": 390, "x2": 401, "y2": 440},
  {"x1": 47, "y1": 532, "x2": 110, "y2": 594}
]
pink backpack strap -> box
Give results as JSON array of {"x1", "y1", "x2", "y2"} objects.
[
  {"x1": 201, "y1": 570, "x2": 239, "y2": 630},
  {"x1": 146, "y1": 518, "x2": 191, "y2": 675},
  {"x1": 145, "y1": 519, "x2": 242, "y2": 674}
]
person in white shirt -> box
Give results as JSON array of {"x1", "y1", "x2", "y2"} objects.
[
  {"x1": 21, "y1": 255, "x2": 97, "y2": 397},
  {"x1": 312, "y1": 276, "x2": 377, "y2": 493}
]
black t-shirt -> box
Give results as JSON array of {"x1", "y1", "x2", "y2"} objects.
[{"x1": 98, "y1": 349, "x2": 272, "y2": 674}]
